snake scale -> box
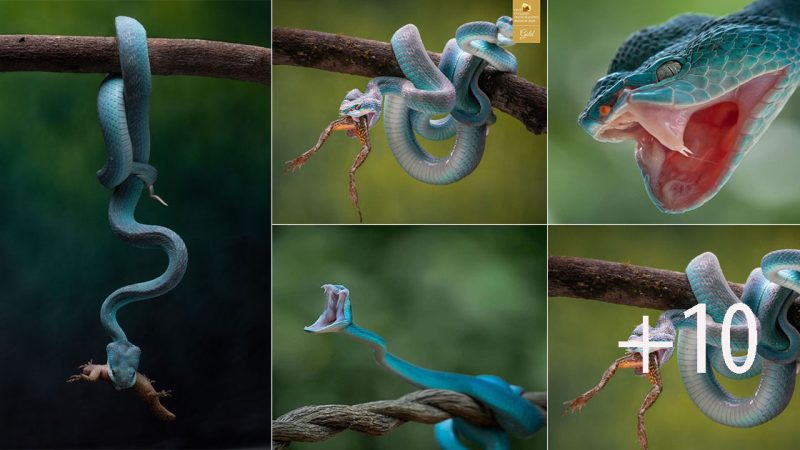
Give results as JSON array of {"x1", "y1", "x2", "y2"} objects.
[
  {"x1": 580, "y1": 0, "x2": 799, "y2": 213},
  {"x1": 304, "y1": 284, "x2": 545, "y2": 449},
  {"x1": 287, "y1": 17, "x2": 517, "y2": 221},
  {"x1": 565, "y1": 251, "x2": 800, "y2": 449},
  {"x1": 95, "y1": 17, "x2": 188, "y2": 391}
]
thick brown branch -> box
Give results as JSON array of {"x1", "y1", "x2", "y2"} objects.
[
  {"x1": 0, "y1": 35, "x2": 270, "y2": 84},
  {"x1": 548, "y1": 255, "x2": 800, "y2": 328},
  {"x1": 271, "y1": 389, "x2": 546, "y2": 449},
  {"x1": 272, "y1": 27, "x2": 546, "y2": 134}
]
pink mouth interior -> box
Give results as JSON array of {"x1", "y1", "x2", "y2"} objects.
[
  {"x1": 641, "y1": 100, "x2": 740, "y2": 211},
  {"x1": 306, "y1": 287, "x2": 347, "y2": 331},
  {"x1": 599, "y1": 69, "x2": 786, "y2": 212}
]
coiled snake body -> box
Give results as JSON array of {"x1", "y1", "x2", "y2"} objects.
[
  {"x1": 287, "y1": 18, "x2": 517, "y2": 221},
  {"x1": 580, "y1": 0, "x2": 799, "y2": 213},
  {"x1": 565, "y1": 251, "x2": 800, "y2": 448},
  {"x1": 304, "y1": 284, "x2": 544, "y2": 449},
  {"x1": 96, "y1": 17, "x2": 188, "y2": 391}
]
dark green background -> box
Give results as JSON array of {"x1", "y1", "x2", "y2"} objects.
[
  {"x1": 550, "y1": 226, "x2": 800, "y2": 448},
  {"x1": 0, "y1": 1, "x2": 268, "y2": 447},
  {"x1": 548, "y1": 0, "x2": 800, "y2": 223},
  {"x1": 273, "y1": 0, "x2": 547, "y2": 224},
  {"x1": 273, "y1": 226, "x2": 546, "y2": 449}
]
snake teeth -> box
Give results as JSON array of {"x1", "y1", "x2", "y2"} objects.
[{"x1": 304, "y1": 284, "x2": 352, "y2": 333}]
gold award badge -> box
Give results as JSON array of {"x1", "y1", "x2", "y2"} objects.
[{"x1": 513, "y1": 0, "x2": 540, "y2": 43}]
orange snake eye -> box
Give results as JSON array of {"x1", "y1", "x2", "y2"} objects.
[{"x1": 599, "y1": 105, "x2": 612, "y2": 116}]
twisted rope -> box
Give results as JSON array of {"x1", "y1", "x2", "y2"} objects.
[{"x1": 271, "y1": 388, "x2": 547, "y2": 448}]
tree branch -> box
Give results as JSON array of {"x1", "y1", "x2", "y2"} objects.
[
  {"x1": 0, "y1": 35, "x2": 270, "y2": 84},
  {"x1": 271, "y1": 389, "x2": 546, "y2": 449},
  {"x1": 548, "y1": 255, "x2": 800, "y2": 328},
  {"x1": 272, "y1": 27, "x2": 546, "y2": 134}
]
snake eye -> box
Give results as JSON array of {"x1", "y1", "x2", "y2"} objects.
[
  {"x1": 656, "y1": 60, "x2": 682, "y2": 81},
  {"x1": 355, "y1": 104, "x2": 361, "y2": 110},
  {"x1": 598, "y1": 105, "x2": 612, "y2": 117}
]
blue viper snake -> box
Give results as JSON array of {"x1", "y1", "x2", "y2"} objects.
[
  {"x1": 579, "y1": 0, "x2": 799, "y2": 212},
  {"x1": 304, "y1": 284, "x2": 545, "y2": 449},
  {"x1": 564, "y1": 251, "x2": 800, "y2": 449},
  {"x1": 68, "y1": 17, "x2": 188, "y2": 419},
  {"x1": 287, "y1": 18, "x2": 517, "y2": 221}
]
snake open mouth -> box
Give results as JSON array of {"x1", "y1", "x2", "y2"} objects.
[
  {"x1": 597, "y1": 69, "x2": 788, "y2": 212},
  {"x1": 304, "y1": 284, "x2": 351, "y2": 333}
]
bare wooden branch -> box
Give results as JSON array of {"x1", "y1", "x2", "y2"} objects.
[
  {"x1": 272, "y1": 27, "x2": 546, "y2": 134},
  {"x1": 548, "y1": 255, "x2": 800, "y2": 328},
  {"x1": 0, "y1": 35, "x2": 270, "y2": 84},
  {"x1": 271, "y1": 389, "x2": 546, "y2": 449}
]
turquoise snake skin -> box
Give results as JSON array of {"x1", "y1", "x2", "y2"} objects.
[
  {"x1": 579, "y1": 0, "x2": 800, "y2": 213},
  {"x1": 304, "y1": 284, "x2": 544, "y2": 450},
  {"x1": 640, "y1": 251, "x2": 800, "y2": 427},
  {"x1": 287, "y1": 17, "x2": 517, "y2": 221},
  {"x1": 96, "y1": 17, "x2": 188, "y2": 390},
  {"x1": 372, "y1": 17, "x2": 517, "y2": 184},
  {"x1": 566, "y1": 250, "x2": 800, "y2": 448}
]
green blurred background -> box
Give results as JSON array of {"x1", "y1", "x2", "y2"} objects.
[
  {"x1": 550, "y1": 226, "x2": 800, "y2": 448},
  {"x1": 0, "y1": 1, "x2": 268, "y2": 447},
  {"x1": 548, "y1": 0, "x2": 800, "y2": 223},
  {"x1": 273, "y1": 226, "x2": 546, "y2": 449},
  {"x1": 273, "y1": 0, "x2": 547, "y2": 224}
]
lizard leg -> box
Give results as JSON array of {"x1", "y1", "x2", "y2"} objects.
[
  {"x1": 133, "y1": 371, "x2": 176, "y2": 421},
  {"x1": 637, "y1": 354, "x2": 663, "y2": 450},
  {"x1": 563, "y1": 352, "x2": 642, "y2": 414},
  {"x1": 286, "y1": 117, "x2": 356, "y2": 171},
  {"x1": 348, "y1": 119, "x2": 372, "y2": 223},
  {"x1": 67, "y1": 362, "x2": 106, "y2": 383}
]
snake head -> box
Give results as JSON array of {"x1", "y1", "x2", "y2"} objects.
[
  {"x1": 106, "y1": 340, "x2": 141, "y2": 390},
  {"x1": 339, "y1": 85, "x2": 382, "y2": 134},
  {"x1": 580, "y1": 15, "x2": 795, "y2": 213},
  {"x1": 495, "y1": 16, "x2": 514, "y2": 47},
  {"x1": 304, "y1": 284, "x2": 352, "y2": 333},
  {"x1": 625, "y1": 317, "x2": 676, "y2": 375}
]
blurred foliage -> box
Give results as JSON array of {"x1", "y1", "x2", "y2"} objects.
[
  {"x1": 550, "y1": 226, "x2": 800, "y2": 448},
  {"x1": 0, "y1": 1, "x2": 268, "y2": 447},
  {"x1": 273, "y1": 0, "x2": 547, "y2": 224},
  {"x1": 548, "y1": 0, "x2": 800, "y2": 223},
  {"x1": 273, "y1": 226, "x2": 546, "y2": 449}
]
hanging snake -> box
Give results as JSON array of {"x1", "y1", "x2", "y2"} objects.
[
  {"x1": 564, "y1": 251, "x2": 800, "y2": 449},
  {"x1": 579, "y1": 0, "x2": 800, "y2": 213},
  {"x1": 287, "y1": 17, "x2": 517, "y2": 221},
  {"x1": 304, "y1": 284, "x2": 544, "y2": 449},
  {"x1": 68, "y1": 17, "x2": 188, "y2": 420}
]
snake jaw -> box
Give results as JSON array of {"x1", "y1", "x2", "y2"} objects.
[
  {"x1": 304, "y1": 284, "x2": 352, "y2": 333},
  {"x1": 339, "y1": 86, "x2": 382, "y2": 131},
  {"x1": 589, "y1": 68, "x2": 790, "y2": 212},
  {"x1": 625, "y1": 318, "x2": 676, "y2": 375}
]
